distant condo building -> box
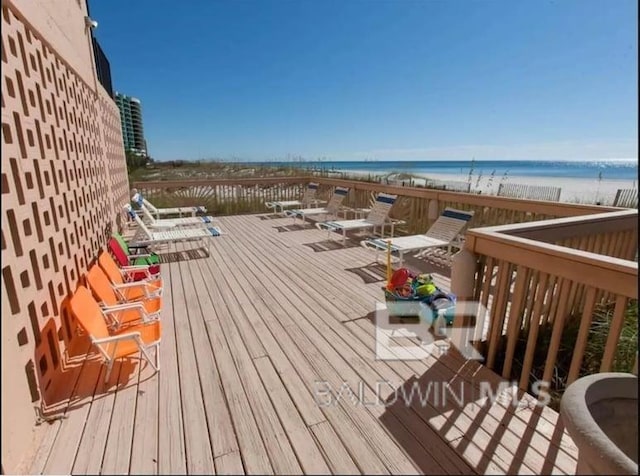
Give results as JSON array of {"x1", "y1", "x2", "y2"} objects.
[{"x1": 115, "y1": 92, "x2": 147, "y2": 155}]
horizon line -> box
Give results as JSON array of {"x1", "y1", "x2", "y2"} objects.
[{"x1": 154, "y1": 157, "x2": 639, "y2": 163}]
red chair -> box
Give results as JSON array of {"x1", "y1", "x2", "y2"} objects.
[{"x1": 108, "y1": 237, "x2": 160, "y2": 281}]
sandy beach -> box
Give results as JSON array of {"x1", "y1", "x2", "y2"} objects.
[{"x1": 339, "y1": 169, "x2": 637, "y2": 205}]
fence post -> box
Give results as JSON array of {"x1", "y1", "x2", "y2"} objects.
[
  {"x1": 451, "y1": 247, "x2": 479, "y2": 356},
  {"x1": 427, "y1": 199, "x2": 439, "y2": 227}
]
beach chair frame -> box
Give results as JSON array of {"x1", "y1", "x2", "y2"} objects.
[{"x1": 361, "y1": 207, "x2": 475, "y2": 267}]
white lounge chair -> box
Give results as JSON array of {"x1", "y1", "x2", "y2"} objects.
[
  {"x1": 131, "y1": 190, "x2": 207, "y2": 218},
  {"x1": 124, "y1": 204, "x2": 222, "y2": 253},
  {"x1": 361, "y1": 207, "x2": 475, "y2": 266},
  {"x1": 136, "y1": 201, "x2": 218, "y2": 229},
  {"x1": 315, "y1": 193, "x2": 401, "y2": 245},
  {"x1": 264, "y1": 182, "x2": 324, "y2": 215},
  {"x1": 284, "y1": 186, "x2": 350, "y2": 222}
]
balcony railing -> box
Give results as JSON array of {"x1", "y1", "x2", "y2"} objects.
[
  {"x1": 131, "y1": 176, "x2": 622, "y2": 229},
  {"x1": 451, "y1": 209, "x2": 638, "y2": 406}
]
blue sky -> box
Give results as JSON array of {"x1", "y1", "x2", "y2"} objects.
[{"x1": 90, "y1": 0, "x2": 638, "y2": 161}]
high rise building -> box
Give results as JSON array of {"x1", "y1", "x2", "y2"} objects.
[{"x1": 115, "y1": 92, "x2": 147, "y2": 156}]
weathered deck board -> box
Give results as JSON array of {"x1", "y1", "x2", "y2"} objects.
[
  {"x1": 71, "y1": 367, "x2": 116, "y2": 474},
  {"x1": 176, "y1": 246, "x2": 242, "y2": 467},
  {"x1": 216, "y1": 218, "x2": 460, "y2": 472},
  {"x1": 194, "y1": 257, "x2": 303, "y2": 474},
  {"x1": 223, "y1": 217, "x2": 476, "y2": 474},
  {"x1": 100, "y1": 362, "x2": 140, "y2": 475},
  {"x1": 190, "y1": 254, "x2": 274, "y2": 474},
  {"x1": 172, "y1": 247, "x2": 216, "y2": 473},
  {"x1": 196, "y1": 251, "x2": 331, "y2": 474},
  {"x1": 29, "y1": 212, "x2": 578, "y2": 475},
  {"x1": 41, "y1": 358, "x2": 104, "y2": 475},
  {"x1": 156, "y1": 262, "x2": 188, "y2": 474},
  {"x1": 253, "y1": 356, "x2": 332, "y2": 475},
  {"x1": 128, "y1": 351, "x2": 160, "y2": 474},
  {"x1": 27, "y1": 347, "x2": 93, "y2": 475}
]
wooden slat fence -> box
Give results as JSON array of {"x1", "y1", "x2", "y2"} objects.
[
  {"x1": 613, "y1": 188, "x2": 638, "y2": 208},
  {"x1": 497, "y1": 183, "x2": 562, "y2": 202}
]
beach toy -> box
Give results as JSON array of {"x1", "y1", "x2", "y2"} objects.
[
  {"x1": 416, "y1": 282, "x2": 437, "y2": 296},
  {"x1": 396, "y1": 283, "x2": 414, "y2": 298},
  {"x1": 416, "y1": 273, "x2": 433, "y2": 284},
  {"x1": 388, "y1": 268, "x2": 411, "y2": 290}
]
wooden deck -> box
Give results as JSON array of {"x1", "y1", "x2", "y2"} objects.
[{"x1": 27, "y1": 213, "x2": 578, "y2": 475}]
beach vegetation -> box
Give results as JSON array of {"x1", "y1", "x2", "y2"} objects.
[
  {"x1": 466, "y1": 157, "x2": 476, "y2": 189},
  {"x1": 493, "y1": 298, "x2": 638, "y2": 410},
  {"x1": 125, "y1": 149, "x2": 151, "y2": 175},
  {"x1": 484, "y1": 169, "x2": 496, "y2": 195},
  {"x1": 473, "y1": 170, "x2": 483, "y2": 191}
]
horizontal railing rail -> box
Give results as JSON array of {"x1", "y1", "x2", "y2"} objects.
[
  {"x1": 131, "y1": 176, "x2": 624, "y2": 232},
  {"x1": 472, "y1": 209, "x2": 639, "y2": 260}
]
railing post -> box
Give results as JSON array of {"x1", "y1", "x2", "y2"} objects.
[
  {"x1": 428, "y1": 199, "x2": 439, "y2": 227},
  {"x1": 451, "y1": 247, "x2": 479, "y2": 356}
]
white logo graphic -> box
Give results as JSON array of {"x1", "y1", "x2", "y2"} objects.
[{"x1": 374, "y1": 299, "x2": 489, "y2": 361}]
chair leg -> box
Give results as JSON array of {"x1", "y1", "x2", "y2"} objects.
[
  {"x1": 139, "y1": 345, "x2": 158, "y2": 372},
  {"x1": 104, "y1": 359, "x2": 115, "y2": 383}
]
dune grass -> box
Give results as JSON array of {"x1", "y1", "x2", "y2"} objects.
[{"x1": 497, "y1": 298, "x2": 638, "y2": 410}]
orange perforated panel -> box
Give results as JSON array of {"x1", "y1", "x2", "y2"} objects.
[{"x1": 1, "y1": 1, "x2": 129, "y2": 470}]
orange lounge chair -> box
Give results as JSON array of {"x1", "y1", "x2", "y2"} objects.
[
  {"x1": 86, "y1": 265, "x2": 161, "y2": 329},
  {"x1": 98, "y1": 251, "x2": 162, "y2": 298},
  {"x1": 70, "y1": 286, "x2": 161, "y2": 382}
]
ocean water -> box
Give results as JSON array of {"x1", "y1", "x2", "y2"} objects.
[{"x1": 258, "y1": 159, "x2": 638, "y2": 181}]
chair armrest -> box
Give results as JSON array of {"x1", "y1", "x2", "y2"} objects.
[
  {"x1": 93, "y1": 332, "x2": 145, "y2": 358},
  {"x1": 389, "y1": 218, "x2": 407, "y2": 225},
  {"x1": 113, "y1": 281, "x2": 159, "y2": 291},
  {"x1": 126, "y1": 253, "x2": 153, "y2": 261},
  {"x1": 127, "y1": 244, "x2": 151, "y2": 251},
  {"x1": 120, "y1": 264, "x2": 153, "y2": 272},
  {"x1": 102, "y1": 301, "x2": 147, "y2": 314},
  {"x1": 93, "y1": 332, "x2": 141, "y2": 345},
  {"x1": 112, "y1": 282, "x2": 161, "y2": 300}
]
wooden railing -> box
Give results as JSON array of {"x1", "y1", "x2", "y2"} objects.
[
  {"x1": 131, "y1": 177, "x2": 311, "y2": 216},
  {"x1": 451, "y1": 209, "x2": 638, "y2": 403},
  {"x1": 131, "y1": 176, "x2": 622, "y2": 233},
  {"x1": 311, "y1": 177, "x2": 623, "y2": 234}
]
